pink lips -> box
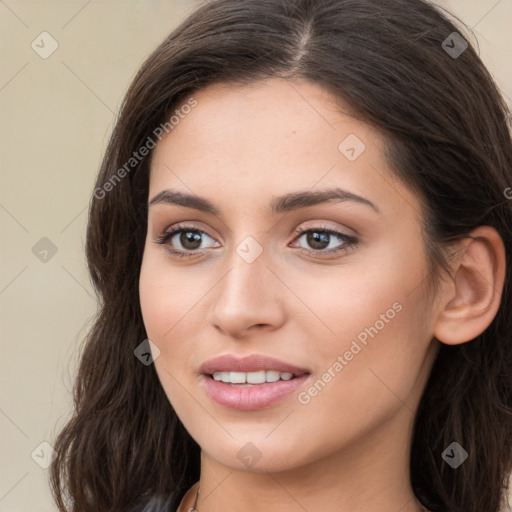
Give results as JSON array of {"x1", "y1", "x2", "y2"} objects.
[
  {"x1": 199, "y1": 354, "x2": 310, "y2": 376},
  {"x1": 199, "y1": 354, "x2": 311, "y2": 411}
]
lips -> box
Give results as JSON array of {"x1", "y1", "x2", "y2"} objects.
[
  {"x1": 201, "y1": 373, "x2": 311, "y2": 410},
  {"x1": 199, "y1": 354, "x2": 310, "y2": 377}
]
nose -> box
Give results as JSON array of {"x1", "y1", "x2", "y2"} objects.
[{"x1": 207, "y1": 246, "x2": 286, "y2": 338}]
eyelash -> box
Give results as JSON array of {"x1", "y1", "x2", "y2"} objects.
[{"x1": 154, "y1": 223, "x2": 358, "y2": 259}]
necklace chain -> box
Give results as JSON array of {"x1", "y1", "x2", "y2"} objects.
[{"x1": 187, "y1": 485, "x2": 200, "y2": 512}]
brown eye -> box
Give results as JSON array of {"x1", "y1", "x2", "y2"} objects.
[
  {"x1": 304, "y1": 231, "x2": 331, "y2": 250},
  {"x1": 176, "y1": 230, "x2": 203, "y2": 251},
  {"x1": 291, "y1": 227, "x2": 358, "y2": 257},
  {"x1": 154, "y1": 224, "x2": 219, "y2": 258}
]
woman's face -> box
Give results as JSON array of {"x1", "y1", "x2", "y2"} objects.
[{"x1": 139, "y1": 78, "x2": 440, "y2": 473}]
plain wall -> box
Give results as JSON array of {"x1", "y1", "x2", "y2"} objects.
[{"x1": 1, "y1": 1, "x2": 511, "y2": 510}]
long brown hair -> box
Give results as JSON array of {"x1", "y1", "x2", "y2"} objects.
[{"x1": 50, "y1": 0, "x2": 512, "y2": 511}]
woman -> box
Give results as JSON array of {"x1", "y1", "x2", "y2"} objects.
[{"x1": 50, "y1": 0, "x2": 512, "y2": 511}]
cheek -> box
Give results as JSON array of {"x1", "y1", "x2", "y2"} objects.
[
  {"x1": 139, "y1": 249, "x2": 211, "y2": 389},
  {"x1": 294, "y1": 259, "x2": 416, "y2": 364},
  {"x1": 139, "y1": 256, "x2": 166, "y2": 341},
  {"x1": 139, "y1": 252, "x2": 199, "y2": 412},
  {"x1": 139, "y1": 249, "x2": 199, "y2": 342},
  {"x1": 295, "y1": 297, "x2": 428, "y2": 454},
  {"x1": 302, "y1": 246, "x2": 430, "y2": 406}
]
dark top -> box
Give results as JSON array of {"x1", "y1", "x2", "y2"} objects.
[{"x1": 126, "y1": 493, "x2": 180, "y2": 512}]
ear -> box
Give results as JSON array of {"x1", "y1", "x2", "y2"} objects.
[{"x1": 433, "y1": 225, "x2": 506, "y2": 345}]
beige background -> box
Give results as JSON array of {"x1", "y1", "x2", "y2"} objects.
[{"x1": 1, "y1": 1, "x2": 511, "y2": 511}]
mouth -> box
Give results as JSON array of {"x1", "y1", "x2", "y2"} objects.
[
  {"x1": 198, "y1": 354, "x2": 311, "y2": 410},
  {"x1": 200, "y1": 370, "x2": 311, "y2": 410}
]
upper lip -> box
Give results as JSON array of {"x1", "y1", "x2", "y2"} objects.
[{"x1": 199, "y1": 354, "x2": 310, "y2": 376}]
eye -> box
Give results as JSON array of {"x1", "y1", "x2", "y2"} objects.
[
  {"x1": 154, "y1": 224, "x2": 219, "y2": 258},
  {"x1": 154, "y1": 223, "x2": 358, "y2": 259},
  {"x1": 290, "y1": 226, "x2": 358, "y2": 257}
]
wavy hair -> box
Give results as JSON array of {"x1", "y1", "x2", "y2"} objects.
[{"x1": 50, "y1": 0, "x2": 512, "y2": 511}]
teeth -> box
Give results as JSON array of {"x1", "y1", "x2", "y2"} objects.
[
  {"x1": 212, "y1": 370, "x2": 295, "y2": 384},
  {"x1": 247, "y1": 370, "x2": 266, "y2": 384}
]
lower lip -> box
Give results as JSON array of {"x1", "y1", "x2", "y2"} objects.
[{"x1": 201, "y1": 374, "x2": 310, "y2": 410}]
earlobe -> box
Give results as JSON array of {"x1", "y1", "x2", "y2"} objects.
[{"x1": 433, "y1": 226, "x2": 506, "y2": 346}]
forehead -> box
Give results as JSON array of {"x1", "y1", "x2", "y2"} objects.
[
  {"x1": 155, "y1": 78, "x2": 374, "y2": 158},
  {"x1": 148, "y1": 78, "x2": 420, "y2": 224}
]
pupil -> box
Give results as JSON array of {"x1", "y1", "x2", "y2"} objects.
[
  {"x1": 181, "y1": 231, "x2": 202, "y2": 250},
  {"x1": 307, "y1": 231, "x2": 329, "y2": 250}
]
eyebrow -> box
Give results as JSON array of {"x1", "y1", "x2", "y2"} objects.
[{"x1": 148, "y1": 187, "x2": 380, "y2": 215}]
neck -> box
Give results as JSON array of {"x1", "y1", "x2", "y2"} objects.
[{"x1": 189, "y1": 405, "x2": 425, "y2": 512}]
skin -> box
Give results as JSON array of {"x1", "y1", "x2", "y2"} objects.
[{"x1": 138, "y1": 78, "x2": 506, "y2": 512}]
